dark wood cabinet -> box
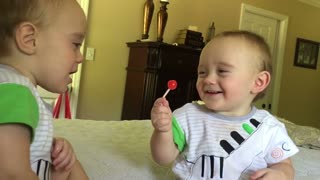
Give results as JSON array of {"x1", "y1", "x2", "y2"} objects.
[{"x1": 121, "y1": 42, "x2": 201, "y2": 120}]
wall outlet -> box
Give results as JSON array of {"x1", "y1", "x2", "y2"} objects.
[{"x1": 86, "y1": 47, "x2": 95, "y2": 61}]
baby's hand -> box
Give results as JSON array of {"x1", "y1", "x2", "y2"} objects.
[
  {"x1": 251, "y1": 168, "x2": 286, "y2": 180},
  {"x1": 151, "y1": 97, "x2": 172, "y2": 133},
  {"x1": 51, "y1": 137, "x2": 76, "y2": 171}
]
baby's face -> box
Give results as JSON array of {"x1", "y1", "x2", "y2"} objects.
[
  {"x1": 196, "y1": 37, "x2": 261, "y2": 116},
  {"x1": 34, "y1": 0, "x2": 87, "y2": 93}
]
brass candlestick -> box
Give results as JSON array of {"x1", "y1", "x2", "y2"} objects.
[
  {"x1": 157, "y1": 1, "x2": 169, "y2": 42},
  {"x1": 142, "y1": 0, "x2": 154, "y2": 40}
]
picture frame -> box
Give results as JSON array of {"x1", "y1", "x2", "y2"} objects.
[{"x1": 294, "y1": 38, "x2": 319, "y2": 69}]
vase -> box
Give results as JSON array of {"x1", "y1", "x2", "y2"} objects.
[
  {"x1": 205, "y1": 22, "x2": 215, "y2": 44},
  {"x1": 142, "y1": 0, "x2": 154, "y2": 40},
  {"x1": 157, "y1": 1, "x2": 169, "y2": 42}
]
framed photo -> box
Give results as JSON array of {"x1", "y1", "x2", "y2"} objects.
[{"x1": 294, "y1": 38, "x2": 319, "y2": 69}]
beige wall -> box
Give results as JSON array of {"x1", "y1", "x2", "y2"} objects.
[{"x1": 77, "y1": 0, "x2": 320, "y2": 128}]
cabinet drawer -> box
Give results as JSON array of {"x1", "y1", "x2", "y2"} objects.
[{"x1": 159, "y1": 47, "x2": 200, "y2": 72}]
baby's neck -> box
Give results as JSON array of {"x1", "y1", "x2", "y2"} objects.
[
  {"x1": 210, "y1": 106, "x2": 253, "y2": 117},
  {"x1": 0, "y1": 58, "x2": 37, "y2": 87}
]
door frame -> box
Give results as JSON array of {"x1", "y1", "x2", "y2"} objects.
[
  {"x1": 71, "y1": 0, "x2": 90, "y2": 118},
  {"x1": 239, "y1": 3, "x2": 288, "y2": 115}
]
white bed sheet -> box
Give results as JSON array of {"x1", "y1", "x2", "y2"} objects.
[
  {"x1": 53, "y1": 119, "x2": 320, "y2": 180},
  {"x1": 292, "y1": 147, "x2": 320, "y2": 179}
]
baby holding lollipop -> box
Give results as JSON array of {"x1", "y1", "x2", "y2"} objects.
[{"x1": 150, "y1": 30, "x2": 298, "y2": 179}]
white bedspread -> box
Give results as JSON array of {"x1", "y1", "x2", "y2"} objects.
[
  {"x1": 292, "y1": 147, "x2": 320, "y2": 179},
  {"x1": 53, "y1": 119, "x2": 320, "y2": 180}
]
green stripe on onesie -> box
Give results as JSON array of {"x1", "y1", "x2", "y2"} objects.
[
  {"x1": 0, "y1": 84, "x2": 39, "y2": 140},
  {"x1": 172, "y1": 116, "x2": 186, "y2": 152}
]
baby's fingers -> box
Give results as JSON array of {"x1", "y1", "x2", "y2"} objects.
[
  {"x1": 51, "y1": 137, "x2": 64, "y2": 158},
  {"x1": 251, "y1": 168, "x2": 269, "y2": 180},
  {"x1": 151, "y1": 105, "x2": 171, "y2": 120},
  {"x1": 153, "y1": 97, "x2": 169, "y2": 108},
  {"x1": 56, "y1": 151, "x2": 76, "y2": 171},
  {"x1": 152, "y1": 113, "x2": 172, "y2": 131}
]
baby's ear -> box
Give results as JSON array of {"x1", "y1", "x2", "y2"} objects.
[
  {"x1": 251, "y1": 71, "x2": 271, "y2": 94},
  {"x1": 15, "y1": 22, "x2": 37, "y2": 55}
]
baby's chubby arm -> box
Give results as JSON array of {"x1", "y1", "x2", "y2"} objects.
[
  {"x1": 0, "y1": 124, "x2": 38, "y2": 180},
  {"x1": 250, "y1": 158, "x2": 294, "y2": 180},
  {"x1": 150, "y1": 97, "x2": 179, "y2": 166}
]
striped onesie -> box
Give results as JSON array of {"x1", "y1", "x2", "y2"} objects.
[
  {"x1": 172, "y1": 103, "x2": 299, "y2": 180},
  {"x1": 0, "y1": 64, "x2": 53, "y2": 180}
]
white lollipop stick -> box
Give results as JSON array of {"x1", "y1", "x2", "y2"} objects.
[{"x1": 163, "y1": 89, "x2": 170, "y2": 98}]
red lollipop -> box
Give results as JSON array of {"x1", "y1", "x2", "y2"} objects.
[{"x1": 163, "y1": 80, "x2": 178, "y2": 97}]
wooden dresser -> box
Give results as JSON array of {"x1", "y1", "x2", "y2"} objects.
[{"x1": 121, "y1": 42, "x2": 201, "y2": 120}]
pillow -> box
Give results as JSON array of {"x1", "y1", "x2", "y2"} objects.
[{"x1": 278, "y1": 117, "x2": 320, "y2": 149}]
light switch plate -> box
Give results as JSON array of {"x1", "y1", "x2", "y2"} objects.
[{"x1": 86, "y1": 47, "x2": 95, "y2": 61}]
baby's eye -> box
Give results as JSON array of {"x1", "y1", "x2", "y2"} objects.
[
  {"x1": 217, "y1": 69, "x2": 229, "y2": 73},
  {"x1": 73, "y1": 43, "x2": 82, "y2": 49},
  {"x1": 197, "y1": 71, "x2": 206, "y2": 77}
]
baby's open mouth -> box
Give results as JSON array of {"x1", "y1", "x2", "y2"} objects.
[
  {"x1": 69, "y1": 70, "x2": 77, "y2": 75},
  {"x1": 205, "y1": 90, "x2": 222, "y2": 94}
]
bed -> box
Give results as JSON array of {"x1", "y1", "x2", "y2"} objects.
[{"x1": 53, "y1": 118, "x2": 320, "y2": 180}]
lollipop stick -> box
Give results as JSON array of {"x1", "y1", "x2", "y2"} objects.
[{"x1": 162, "y1": 89, "x2": 170, "y2": 98}]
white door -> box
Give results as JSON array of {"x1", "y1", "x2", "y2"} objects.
[
  {"x1": 70, "y1": 0, "x2": 90, "y2": 118},
  {"x1": 239, "y1": 4, "x2": 289, "y2": 115},
  {"x1": 38, "y1": 0, "x2": 90, "y2": 118}
]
